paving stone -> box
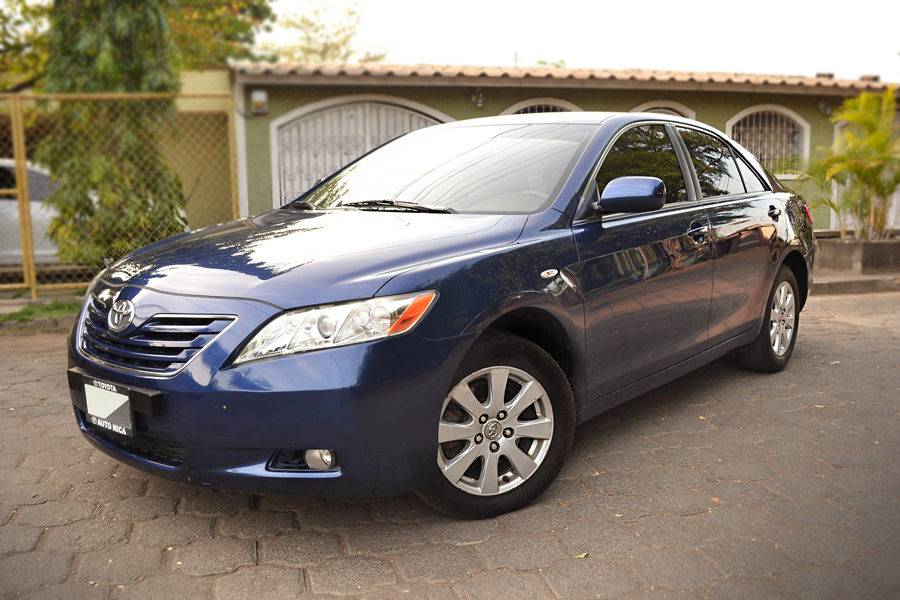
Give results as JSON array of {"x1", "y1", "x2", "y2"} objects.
[
  {"x1": 476, "y1": 533, "x2": 567, "y2": 571},
  {"x1": 41, "y1": 462, "x2": 116, "y2": 485},
  {"x1": 76, "y1": 545, "x2": 164, "y2": 584},
  {"x1": 455, "y1": 571, "x2": 551, "y2": 600},
  {"x1": 762, "y1": 474, "x2": 841, "y2": 499},
  {"x1": 179, "y1": 491, "x2": 252, "y2": 516},
  {"x1": 361, "y1": 582, "x2": 456, "y2": 600},
  {"x1": 13, "y1": 500, "x2": 97, "y2": 527},
  {"x1": 626, "y1": 548, "x2": 718, "y2": 590},
  {"x1": 638, "y1": 489, "x2": 716, "y2": 516},
  {"x1": 831, "y1": 490, "x2": 900, "y2": 517},
  {"x1": 763, "y1": 453, "x2": 830, "y2": 475},
  {"x1": 0, "y1": 481, "x2": 68, "y2": 506},
  {"x1": 631, "y1": 515, "x2": 718, "y2": 549},
  {"x1": 570, "y1": 495, "x2": 650, "y2": 523},
  {"x1": 173, "y1": 537, "x2": 256, "y2": 576},
  {"x1": 258, "y1": 530, "x2": 343, "y2": 567},
  {"x1": 369, "y1": 493, "x2": 442, "y2": 523},
  {"x1": 770, "y1": 528, "x2": 860, "y2": 565},
  {"x1": 769, "y1": 499, "x2": 849, "y2": 527},
  {"x1": 700, "y1": 481, "x2": 779, "y2": 507},
  {"x1": 701, "y1": 506, "x2": 784, "y2": 538},
  {"x1": 131, "y1": 515, "x2": 213, "y2": 547},
  {"x1": 0, "y1": 467, "x2": 45, "y2": 487},
  {"x1": 215, "y1": 565, "x2": 305, "y2": 600},
  {"x1": 841, "y1": 519, "x2": 900, "y2": 552},
  {"x1": 395, "y1": 543, "x2": 484, "y2": 581},
  {"x1": 701, "y1": 577, "x2": 789, "y2": 600},
  {"x1": 0, "y1": 525, "x2": 41, "y2": 556},
  {"x1": 820, "y1": 449, "x2": 881, "y2": 468},
  {"x1": 499, "y1": 501, "x2": 579, "y2": 533},
  {"x1": 301, "y1": 502, "x2": 373, "y2": 529},
  {"x1": 14, "y1": 581, "x2": 106, "y2": 600},
  {"x1": 70, "y1": 479, "x2": 146, "y2": 502},
  {"x1": 643, "y1": 466, "x2": 715, "y2": 489},
  {"x1": 823, "y1": 467, "x2": 897, "y2": 491},
  {"x1": 555, "y1": 521, "x2": 645, "y2": 559},
  {"x1": 705, "y1": 460, "x2": 772, "y2": 482},
  {"x1": 583, "y1": 472, "x2": 651, "y2": 496},
  {"x1": 344, "y1": 522, "x2": 428, "y2": 555},
  {"x1": 700, "y1": 538, "x2": 784, "y2": 578},
  {"x1": 775, "y1": 565, "x2": 875, "y2": 600},
  {"x1": 848, "y1": 552, "x2": 900, "y2": 596},
  {"x1": 118, "y1": 573, "x2": 212, "y2": 600},
  {"x1": 38, "y1": 518, "x2": 131, "y2": 553},
  {"x1": 541, "y1": 559, "x2": 637, "y2": 599},
  {"x1": 216, "y1": 510, "x2": 297, "y2": 538},
  {"x1": 307, "y1": 556, "x2": 396, "y2": 595},
  {"x1": 101, "y1": 496, "x2": 177, "y2": 521},
  {"x1": 421, "y1": 516, "x2": 501, "y2": 546}
]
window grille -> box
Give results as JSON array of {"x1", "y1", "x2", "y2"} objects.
[
  {"x1": 514, "y1": 104, "x2": 571, "y2": 114},
  {"x1": 730, "y1": 111, "x2": 803, "y2": 170}
]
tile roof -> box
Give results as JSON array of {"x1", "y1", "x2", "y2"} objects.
[{"x1": 231, "y1": 62, "x2": 894, "y2": 95}]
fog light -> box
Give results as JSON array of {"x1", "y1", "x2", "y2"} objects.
[{"x1": 304, "y1": 448, "x2": 336, "y2": 470}]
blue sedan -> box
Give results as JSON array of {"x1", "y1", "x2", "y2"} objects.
[{"x1": 67, "y1": 112, "x2": 814, "y2": 518}]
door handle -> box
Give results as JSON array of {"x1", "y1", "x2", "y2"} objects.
[
  {"x1": 686, "y1": 221, "x2": 709, "y2": 243},
  {"x1": 768, "y1": 206, "x2": 782, "y2": 220}
]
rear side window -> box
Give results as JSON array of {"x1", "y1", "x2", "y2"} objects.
[
  {"x1": 596, "y1": 124, "x2": 688, "y2": 204},
  {"x1": 736, "y1": 158, "x2": 767, "y2": 193},
  {"x1": 677, "y1": 128, "x2": 745, "y2": 197}
]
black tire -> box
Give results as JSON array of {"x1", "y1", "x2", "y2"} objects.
[
  {"x1": 737, "y1": 265, "x2": 800, "y2": 372},
  {"x1": 415, "y1": 331, "x2": 575, "y2": 519}
]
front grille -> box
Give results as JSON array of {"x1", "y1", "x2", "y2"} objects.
[
  {"x1": 80, "y1": 294, "x2": 235, "y2": 376},
  {"x1": 81, "y1": 411, "x2": 185, "y2": 467}
]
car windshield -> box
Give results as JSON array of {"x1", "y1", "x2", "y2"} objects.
[{"x1": 298, "y1": 122, "x2": 595, "y2": 215}]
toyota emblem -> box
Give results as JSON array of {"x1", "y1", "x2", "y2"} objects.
[{"x1": 108, "y1": 299, "x2": 136, "y2": 333}]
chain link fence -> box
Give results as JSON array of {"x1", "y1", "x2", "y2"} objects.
[{"x1": 0, "y1": 93, "x2": 238, "y2": 298}]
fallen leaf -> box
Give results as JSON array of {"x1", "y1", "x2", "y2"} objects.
[
  {"x1": 710, "y1": 497, "x2": 720, "y2": 503},
  {"x1": 699, "y1": 416, "x2": 706, "y2": 420},
  {"x1": 814, "y1": 405, "x2": 826, "y2": 408},
  {"x1": 615, "y1": 513, "x2": 623, "y2": 517},
  {"x1": 574, "y1": 552, "x2": 589, "y2": 559},
  {"x1": 829, "y1": 361, "x2": 840, "y2": 365}
]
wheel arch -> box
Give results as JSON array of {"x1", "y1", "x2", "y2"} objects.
[
  {"x1": 781, "y1": 250, "x2": 810, "y2": 311},
  {"x1": 480, "y1": 307, "x2": 577, "y2": 397}
]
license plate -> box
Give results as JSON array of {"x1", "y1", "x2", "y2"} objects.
[{"x1": 84, "y1": 377, "x2": 134, "y2": 437}]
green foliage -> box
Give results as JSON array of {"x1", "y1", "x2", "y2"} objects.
[
  {"x1": 596, "y1": 125, "x2": 688, "y2": 204},
  {"x1": 536, "y1": 59, "x2": 567, "y2": 69},
  {"x1": 170, "y1": 0, "x2": 276, "y2": 69},
  {"x1": 260, "y1": 0, "x2": 386, "y2": 64},
  {"x1": 0, "y1": 0, "x2": 50, "y2": 91},
  {"x1": 36, "y1": 0, "x2": 187, "y2": 267},
  {"x1": 794, "y1": 87, "x2": 900, "y2": 240}
]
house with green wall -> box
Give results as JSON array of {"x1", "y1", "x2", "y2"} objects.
[{"x1": 229, "y1": 63, "x2": 895, "y2": 228}]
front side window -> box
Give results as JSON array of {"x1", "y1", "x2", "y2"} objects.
[
  {"x1": 595, "y1": 125, "x2": 688, "y2": 205},
  {"x1": 677, "y1": 128, "x2": 745, "y2": 197}
]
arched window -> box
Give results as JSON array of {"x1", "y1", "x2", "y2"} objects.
[
  {"x1": 630, "y1": 101, "x2": 696, "y2": 120},
  {"x1": 726, "y1": 105, "x2": 810, "y2": 174},
  {"x1": 500, "y1": 98, "x2": 582, "y2": 115}
]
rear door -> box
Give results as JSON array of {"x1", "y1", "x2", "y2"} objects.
[
  {"x1": 569, "y1": 123, "x2": 714, "y2": 402},
  {"x1": 674, "y1": 127, "x2": 785, "y2": 346}
]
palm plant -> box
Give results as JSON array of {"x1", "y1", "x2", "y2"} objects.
[{"x1": 801, "y1": 87, "x2": 900, "y2": 241}]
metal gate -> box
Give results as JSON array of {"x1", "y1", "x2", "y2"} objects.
[{"x1": 274, "y1": 101, "x2": 441, "y2": 205}]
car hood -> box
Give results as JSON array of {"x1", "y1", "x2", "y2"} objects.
[{"x1": 104, "y1": 209, "x2": 528, "y2": 308}]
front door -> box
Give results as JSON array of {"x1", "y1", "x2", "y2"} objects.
[{"x1": 569, "y1": 124, "x2": 714, "y2": 403}]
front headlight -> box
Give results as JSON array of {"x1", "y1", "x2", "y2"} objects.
[{"x1": 234, "y1": 291, "x2": 437, "y2": 364}]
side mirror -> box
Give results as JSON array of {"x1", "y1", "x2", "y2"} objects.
[{"x1": 598, "y1": 176, "x2": 666, "y2": 213}]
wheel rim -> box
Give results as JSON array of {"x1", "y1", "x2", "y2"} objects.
[
  {"x1": 437, "y1": 366, "x2": 554, "y2": 496},
  {"x1": 769, "y1": 281, "x2": 796, "y2": 356}
]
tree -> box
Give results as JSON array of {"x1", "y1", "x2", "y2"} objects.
[
  {"x1": 260, "y1": 0, "x2": 386, "y2": 64},
  {"x1": 797, "y1": 87, "x2": 900, "y2": 241},
  {"x1": 0, "y1": 0, "x2": 276, "y2": 92},
  {"x1": 36, "y1": 0, "x2": 186, "y2": 266},
  {"x1": 0, "y1": 0, "x2": 49, "y2": 92},
  {"x1": 169, "y1": 0, "x2": 276, "y2": 69}
]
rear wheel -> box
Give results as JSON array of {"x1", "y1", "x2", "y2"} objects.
[
  {"x1": 738, "y1": 265, "x2": 799, "y2": 372},
  {"x1": 416, "y1": 332, "x2": 574, "y2": 519}
]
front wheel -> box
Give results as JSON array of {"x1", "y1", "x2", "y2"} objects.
[
  {"x1": 737, "y1": 265, "x2": 800, "y2": 372},
  {"x1": 415, "y1": 332, "x2": 575, "y2": 519}
]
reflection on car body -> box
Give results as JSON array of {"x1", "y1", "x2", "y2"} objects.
[{"x1": 67, "y1": 112, "x2": 814, "y2": 518}]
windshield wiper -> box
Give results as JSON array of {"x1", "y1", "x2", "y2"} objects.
[{"x1": 343, "y1": 199, "x2": 457, "y2": 214}]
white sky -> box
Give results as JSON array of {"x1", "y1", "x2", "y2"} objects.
[{"x1": 262, "y1": 0, "x2": 899, "y2": 83}]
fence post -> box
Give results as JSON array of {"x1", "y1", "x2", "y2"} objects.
[
  {"x1": 226, "y1": 97, "x2": 239, "y2": 220},
  {"x1": 10, "y1": 96, "x2": 38, "y2": 299}
]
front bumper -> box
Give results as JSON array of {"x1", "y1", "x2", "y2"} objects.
[{"x1": 67, "y1": 288, "x2": 475, "y2": 497}]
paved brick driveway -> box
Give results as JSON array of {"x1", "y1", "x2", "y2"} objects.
[{"x1": 1, "y1": 292, "x2": 899, "y2": 599}]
